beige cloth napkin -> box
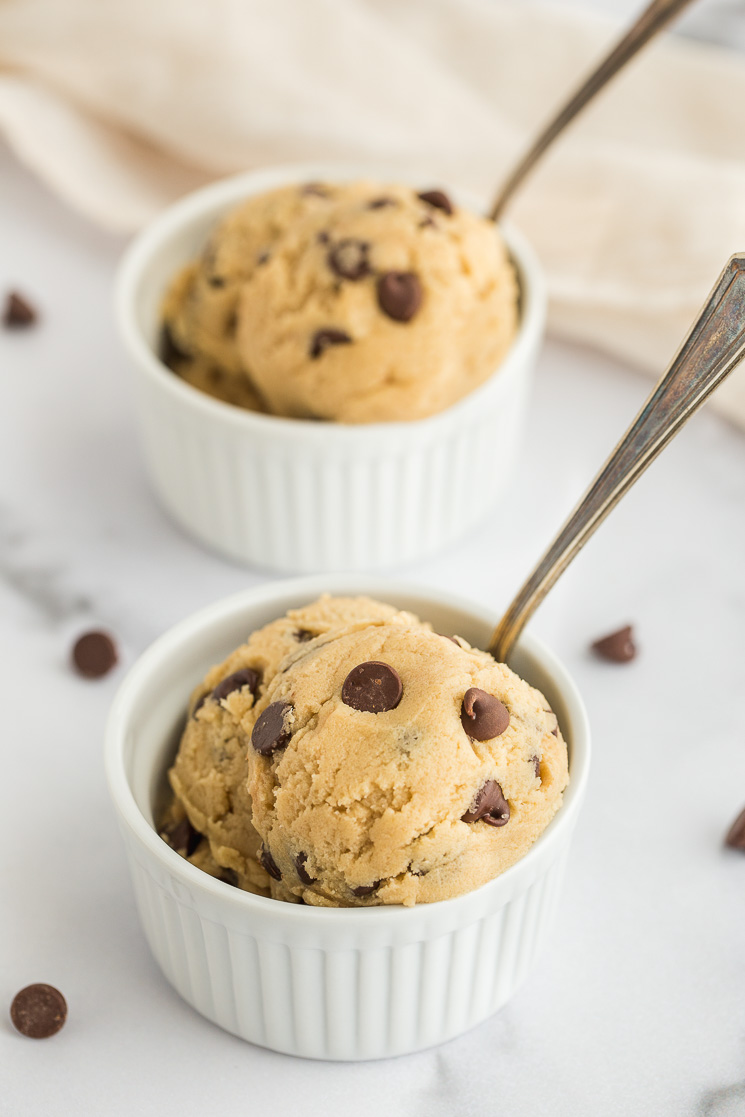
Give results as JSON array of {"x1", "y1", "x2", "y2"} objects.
[{"x1": 2, "y1": 0, "x2": 745, "y2": 424}]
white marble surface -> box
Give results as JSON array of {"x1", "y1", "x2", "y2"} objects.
[{"x1": 3, "y1": 135, "x2": 745, "y2": 1116}]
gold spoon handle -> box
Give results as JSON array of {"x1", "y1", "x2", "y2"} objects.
[
  {"x1": 488, "y1": 0, "x2": 696, "y2": 222},
  {"x1": 489, "y1": 253, "x2": 745, "y2": 662}
]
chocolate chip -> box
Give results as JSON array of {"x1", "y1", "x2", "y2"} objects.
[
  {"x1": 3, "y1": 291, "x2": 37, "y2": 328},
  {"x1": 211, "y1": 667, "x2": 260, "y2": 703},
  {"x1": 162, "y1": 817, "x2": 201, "y2": 857},
  {"x1": 159, "y1": 323, "x2": 188, "y2": 368},
  {"x1": 317, "y1": 231, "x2": 330, "y2": 245},
  {"x1": 295, "y1": 629, "x2": 315, "y2": 643},
  {"x1": 725, "y1": 807, "x2": 745, "y2": 850},
  {"x1": 310, "y1": 328, "x2": 353, "y2": 359},
  {"x1": 460, "y1": 688, "x2": 509, "y2": 741},
  {"x1": 257, "y1": 251, "x2": 271, "y2": 265},
  {"x1": 419, "y1": 216, "x2": 436, "y2": 229},
  {"x1": 260, "y1": 846, "x2": 282, "y2": 881},
  {"x1": 301, "y1": 182, "x2": 330, "y2": 197},
  {"x1": 71, "y1": 630, "x2": 118, "y2": 679},
  {"x1": 251, "y1": 701, "x2": 293, "y2": 755},
  {"x1": 551, "y1": 725, "x2": 558, "y2": 737},
  {"x1": 592, "y1": 625, "x2": 637, "y2": 663},
  {"x1": 207, "y1": 275, "x2": 225, "y2": 288},
  {"x1": 530, "y1": 754, "x2": 541, "y2": 779},
  {"x1": 342, "y1": 662, "x2": 402, "y2": 713},
  {"x1": 192, "y1": 692, "x2": 208, "y2": 717},
  {"x1": 368, "y1": 197, "x2": 396, "y2": 209},
  {"x1": 440, "y1": 634, "x2": 460, "y2": 645},
  {"x1": 10, "y1": 984, "x2": 67, "y2": 1039},
  {"x1": 377, "y1": 272, "x2": 422, "y2": 322},
  {"x1": 461, "y1": 780, "x2": 510, "y2": 827},
  {"x1": 328, "y1": 239, "x2": 370, "y2": 280},
  {"x1": 295, "y1": 852, "x2": 316, "y2": 885},
  {"x1": 219, "y1": 868, "x2": 240, "y2": 887},
  {"x1": 417, "y1": 189, "x2": 454, "y2": 215},
  {"x1": 352, "y1": 881, "x2": 381, "y2": 897}
]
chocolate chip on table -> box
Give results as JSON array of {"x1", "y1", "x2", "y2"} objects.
[
  {"x1": 211, "y1": 667, "x2": 260, "y2": 703},
  {"x1": 162, "y1": 817, "x2": 201, "y2": 857},
  {"x1": 377, "y1": 272, "x2": 422, "y2": 322},
  {"x1": 295, "y1": 852, "x2": 316, "y2": 885},
  {"x1": 71, "y1": 631, "x2": 118, "y2": 679},
  {"x1": 725, "y1": 807, "x2": 745, "y2": 850},
  {"x1": 3, "y1": 291, "x2": 37, "y2": 328},
  {"x1": 260, "y1": 847, "x2": 282, "y2": 881},
  {"x1": 417, "y1": 189, "x2": 454, "y2": 215},
  {"x1": 591, "y1": 625, "x2": 637, "y2": 663},
  {"x1": 461, "y1": 780, "x2": 510, "y2": 827},
  {"x1": 327, "y1": 239, "x2": 370, "y2": 280},
  {"x1": 10, "y1": 984, "x2": 67, "y2": 1039},
  {"x1": 368, "y1": 196, "x2": 396, "y2": 209},
  {"x1": 342, "y1": 662, "x2": 403, "y2": 713},
  {"x1": 251, "y1": 701, "x2": 293, "y2": 755},
  {"x1": 159, "y1": 323, "x2": 188, "y2": 368},
  {"x1": 310, "y1": 328, "x2": 353, "y2": 359},
  {"x1": 352, "y1": 881, "x2": 381, "y2": 897},
  {"x1": 460, "y1": 688, "x2": 509, "y2": 741}
]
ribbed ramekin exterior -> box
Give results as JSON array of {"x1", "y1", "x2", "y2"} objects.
[
  {"x1": 116, "y1": 166, "x2": 546, "y2": 572},
  {"x1": 130, "y1": 339, "x2": 535, "y2": 572},
  {"x1": 121, "y1": 825, "x2": 572, "y2": 1060}
]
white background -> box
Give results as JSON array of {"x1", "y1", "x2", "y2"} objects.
[{"x1": 3, "y1": 3, "x2": 745, "y2": 1111}]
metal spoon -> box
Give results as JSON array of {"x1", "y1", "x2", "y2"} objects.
[
  {"x1": 489, "y1": 0, "x2": 696, "y2": 222},
  {"x1": 488, "y1": 253, "x2": 745, "y2": 662}
]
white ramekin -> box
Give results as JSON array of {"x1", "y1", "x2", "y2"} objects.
[
  {"x1": 115, "y1": 165, "x2": 546, "y2": 572},
  {"x1": 105, "y1": 576, "x2": 590, "y2": 1060}
]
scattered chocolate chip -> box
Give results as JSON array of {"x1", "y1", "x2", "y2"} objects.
[
  {"x1": 368, "y1": 196, "x2": 396, "y2": 209},
  {"x1": 377, "y1": 271, "x2": 422, "y2": 322},
  {"x1": 219, "y1": 868, "x2": 240, "y2": 887},
  {"x1": 159, "y1": 323, "x2": 188, "y2": 368},
  {"x1": 592, "y1": 625, "x2": 637, "y2": 663},
  {"x1": 192, "y1": 692, "x2": 208, "y2": 717},
  {"x1": 207, "y1": 275, "x2": 225, "y2": 288},
  {"x1": 3, "y1": 291, "x2": 37, "y2": 328},
  {"x1": 461, "y1": 780, "x2": 510, "y2": 827},
  {"x1": 251, "y1": 701, "x2": 293, "y2": 755},
  {"x1": 725, "y1": 807, "x2": 745, "y2": 850},
  {"x1": 71, "y1": 630, "x2": 118, "y2": 679},
  {"x1": 162, "y1": 817, "x2": 201, "y2": 857},
  {"x1": 310, "y1": 328, "x2": 353, "y2": 359},
  {"x1": 417, "y1": 189, "x2": 454, "y2": 215},
  {"x1": 551, "y1": 725, "x2": 558, "y2": 737},
  {"x1": 460, "y1": 688, "x2": 509, "y2": 741},
  {"x1": 352, "y1": 881, "x2": 381, "y2": 897},
  {"x1": 530, "y1": 754, "x2": 541, "y2": 779},
  {"x1": 10, "y1": 984, "x2": 67, "y2": 1039},
  {"x1": 211, "y1": 667, "x2": 260, "y2": 703},
  {"x1": 301, "y1": 182, "x2": 330, "y2": 197},
  {"x1": 260, "y1": 847, "x2": 282, "y2": 881},
  {"x1": 295, "y1": 629, "x2": 315, "y2": 643},
  {"x1": 342, "y1": 662, "x2": 402, "y2": 713},
  {"x1": 328, "y1": 238, "x2": 370, "y2": 280},
  {"x1": 295, "y1": 852, "x2": 316, "y2": 885}
]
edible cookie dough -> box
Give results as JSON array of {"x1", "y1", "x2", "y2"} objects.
[
  {"x1": 161, "y1": 595, "x2": 424, "y2": 896},
  {"x1": 161, "y1": 180, "x2": 518, "y2": 423},
  {"x1": 247, "y1": 620, "x2": 568, "y2": 906}
]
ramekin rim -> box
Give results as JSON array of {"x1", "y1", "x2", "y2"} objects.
[
  {"x1": 113, "y1": 163, "x2": 546, "y2": 438},
  {"x1": 104, "y1": 574, "x2": 590, "y2": 925}
]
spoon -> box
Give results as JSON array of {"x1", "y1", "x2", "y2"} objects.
[
  {"x1": 489, "y1": 0, "x2": 696, "y2": 222},
  {"x1": 488, "y1": 253, "x2": 745, "y2": 662}
]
